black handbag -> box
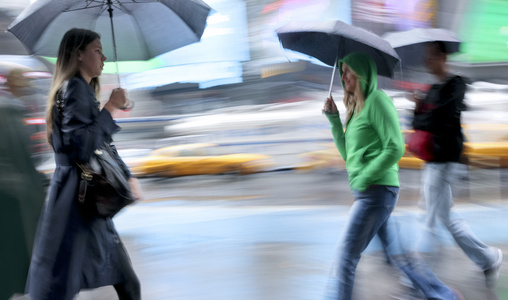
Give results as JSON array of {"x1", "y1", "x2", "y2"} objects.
[
  {"x1": 77, "y1": 144, "x2": 135, "y2": 217},
  {"x1": 56, "y1": 81, "x2": 135, "y2": 217}
]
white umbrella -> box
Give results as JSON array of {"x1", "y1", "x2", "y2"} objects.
[{"x1": 8, "y1": 0, "x2": 212, "y2": 84}]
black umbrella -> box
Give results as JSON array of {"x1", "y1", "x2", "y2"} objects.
[
  {"x1": 383, "y1": 28, "x2": 461, "y2": 69},
  {"x1": 8, "y1": 0, "x2": 211, "y2": 83},
  {"x1": 276, "y1": 20, "x2": 400, "y2": 97}
]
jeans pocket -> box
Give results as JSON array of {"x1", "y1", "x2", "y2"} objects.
[
  {"x1": 384, "y1": 186, "x2": 399, "y2": 197},
  {"x1": 383, "y1": 186, "x2": 399, "y2": 211}
]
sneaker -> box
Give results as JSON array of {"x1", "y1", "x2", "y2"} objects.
[{"x1": 484, "y1": 248, "x2": 503, "y2": 288}]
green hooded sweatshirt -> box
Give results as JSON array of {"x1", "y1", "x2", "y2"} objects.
[{"x1": 326, "y1": 52, "x2": 404, "y2": 192}]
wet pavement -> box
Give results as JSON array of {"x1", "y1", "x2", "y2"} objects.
[{"x1": 74, "y1": 171, "x2": 508, "y2": 300}]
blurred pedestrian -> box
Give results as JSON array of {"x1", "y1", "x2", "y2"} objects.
[
  {"x1": 25, "y1": 28, "x2": 143, "y2": 300},
  {"x1": 411, "y1": 41, "x2": 502, "y2": 288},
  {"x1": 0, "y1": 68, "x2": 45, "y2": 300},
  {"x1": 322, "y1": 52, "x2": 462, "y2": 300}
]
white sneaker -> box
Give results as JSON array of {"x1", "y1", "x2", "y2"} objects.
[{"x1": 484, "y1": 248, "x2": 503, "y2": 288}]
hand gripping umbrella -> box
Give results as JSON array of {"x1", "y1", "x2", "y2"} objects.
[
  {"x1": 276, "y1": 20, "x2": 400, "y2": 97},
  {"x1": 8, "y1": 0, "x2": 211, "y2": 87}
]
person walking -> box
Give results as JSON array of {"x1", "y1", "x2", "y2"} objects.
[
  {"x1": 322, "y1": 52, "x2": 462, "y2": 300},
  {"x1": 25, "y1": 28, "x2": 143, "y2": 300},
  {"x1": 0, "y1": 68, "x2": 45, "y2": 300},
  {"x1": 411, "y1": 41, "x2": 502, "y2": 288}
]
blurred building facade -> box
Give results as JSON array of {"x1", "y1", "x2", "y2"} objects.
[{"x1": 1, "y1": 0, "x2": 508, "y2": 116}]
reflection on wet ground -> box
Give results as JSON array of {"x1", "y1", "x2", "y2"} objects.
[{"x1": 77, "y1": 171, "x2": 508, "y2": 300}]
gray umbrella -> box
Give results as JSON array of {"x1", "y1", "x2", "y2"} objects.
[
  {"x1": 276, "y1": 20, "x2": 401, "y2": 79},
  {"x1": 383, "y1": 28, "x2": 461, "y2": 68},
  {"x1": 8, "y1": 0, "x2": 211, "y2": 72}
]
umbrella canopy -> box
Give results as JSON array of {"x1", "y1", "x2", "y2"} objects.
[
  {"x1": 276, "y1": 20, "x2": 400, "y2": 78},
  {"x1": 7, "y1": 0, "x2": 211, "y2": 61},
  {"x1": 383, "y1": 28, "x2": 461, "y2": 68}
]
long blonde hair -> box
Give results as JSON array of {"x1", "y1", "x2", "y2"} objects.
[
  {"x1": 46, "y1": 28, "x2": 101, "y2": 144},
  {"x1": 342, "y1": 66, "x2": 366, "y2": 126}
]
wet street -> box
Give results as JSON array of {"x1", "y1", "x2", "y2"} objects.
[{"x1": 76, "y1": 169, "x2": 508, "y2": 300}]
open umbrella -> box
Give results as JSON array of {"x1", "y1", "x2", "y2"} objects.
[
  {"x1": 383, "y1": 28, "x2": 461, "y2": 68},
  {"x1": 276, "y1": 20, "x2": 400, "y2": 97},
  {"x1": 8, "y1": 0, "x2": 211, "y2": 83}
]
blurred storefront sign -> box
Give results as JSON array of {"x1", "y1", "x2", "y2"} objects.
[
  {"x1": 455, "y1": 0, "x2": 508, "y2": 64},
  {"x1": 351, "y1": 0, "x2": 436, "y2": 35}
]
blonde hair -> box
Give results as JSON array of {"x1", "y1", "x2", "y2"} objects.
[
  {"x1": 46, "y1": 28, "x2": 101, "y2": 144},
  {"x1": 342, "y1": 65, "x2": 366, "y2": 126}
]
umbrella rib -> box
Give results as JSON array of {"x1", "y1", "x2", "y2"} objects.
[
  {"x1": 112, "y1": 0, "x2": 131, "y2": 14},
  {"x1": 64, "y1": 4, "x2": 104, "y2": 12},
  {"x1": 128, "y1": 11, "x2": 154, "y2": 59},
  {"x1": 109, "y1": 1, "x2": 163, "y2": 15},
  {"x1": 63, "y1": 0, "x2": 105, "y2": 12},
  {"x1": 93, "y1": 5, "x2": 108, "y2": 24},
  {"x1": 127, "y1": 0, "x2": 160, "y2": 2}
]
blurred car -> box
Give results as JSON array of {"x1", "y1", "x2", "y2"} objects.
[
  {"x1": 298, "y1": 127, "x2": 508, "y2": 171},
  {"x1": 297, "y1": 146, "x2": 345, "y2": 172},
  {"x1": 36, "y1": 148, "x2": 153, "y2": 180},
  {"x1": 463, "y1": 142, "x2": 508, "y2": 168},
  {"x1": 297, "y1": 142, "x2": 424, "y2": 171},
  {"x1": 401, "y1": 128, "x2": 508, "y2": 169},
  {"x1": 129, "y1": 143, "x2": 275, "y2": 177}
]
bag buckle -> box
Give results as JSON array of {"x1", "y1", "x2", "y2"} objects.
[{"x1": 81, "y1": 171, "x2": 93, "y2": 181}]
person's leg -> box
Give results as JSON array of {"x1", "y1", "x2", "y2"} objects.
[
  {"x1": 416, "y1": 164, "x2": 443, "y2": 255},
  {"x1": 113, "y1": 243, "x2": 141, "y2": 300},
  {"x1": 425, "y1": 163, "x2": 497, "y2": 270},
  {"x1": 380, "y1": 215, "x2": 459, "y2": 300},
  {"x1": 324, "y1": 186, "x2": 396, "y2": 300}
]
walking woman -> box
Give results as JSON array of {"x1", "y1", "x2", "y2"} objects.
[
  {"x1": 26, "y1": 28, "x2": 143, "y2": 300},
  {"x1": 322, "y1": 52, "x2": 462, "y2": 300}
]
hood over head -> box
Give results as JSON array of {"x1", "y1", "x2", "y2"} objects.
[{"x1": 338, "y1": 52, "x2": 377, "y2": 98}]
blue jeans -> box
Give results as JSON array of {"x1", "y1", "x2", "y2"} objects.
[
  {"x1": 419, "y1": 162, "x2": 497, "y2": 270},
  {"x1": 324, "y1": 185, "x2": 458, "y2": 300}
]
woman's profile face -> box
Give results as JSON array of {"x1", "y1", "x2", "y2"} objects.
[
  {"x1": 78, "y1": 38, "x2": 106, "y2": 82},
  {"x1": 341, "y1": 63, "x2": 357, "y2": 94}
]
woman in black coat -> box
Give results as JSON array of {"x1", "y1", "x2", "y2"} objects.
[{"x1": 26, "y1": 28, "x2": 143, "y2": 300}]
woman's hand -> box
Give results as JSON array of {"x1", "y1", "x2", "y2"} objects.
[
  {"x1": 322, "y1": 96, "x2": 338, "y2": 114},
  {"x1": 104, "y1": 88, "x2": 130, "y2": 113},
  {"x1": 405, "y1": 90, "x2": 425, "y2": 104},
  {"x1": 129, "y1": 177, "x2": 144, "y2": 202}
]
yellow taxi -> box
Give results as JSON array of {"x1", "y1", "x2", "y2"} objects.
[
  {"x1": 298, "y1": 125, "x2": 508, "y2": 171},
  {"x1": 129, "y1": 143, "x2": 275, "y2": 177}
]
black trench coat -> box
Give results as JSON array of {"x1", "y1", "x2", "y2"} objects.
[{"x1": 26, "y1": 74, "x2": 133, "y2": 300}]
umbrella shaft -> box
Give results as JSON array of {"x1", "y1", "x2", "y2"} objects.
[
  {"x1": 107, "y1": 0, "x2": 120, "y2": 86},
  {"x1": 328, "y1": 57, "x2": 338, "y2": 98}
]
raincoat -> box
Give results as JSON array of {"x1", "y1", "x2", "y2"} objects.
[
  {"x1": 26, "y1": 74, "x2": 134, "y2": 300},
  {"x1": 326, "y1": 53, "x2": 405, "y2": 191}
]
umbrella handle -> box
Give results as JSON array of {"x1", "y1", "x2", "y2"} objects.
[
  {"x1": 107, "y1": 0, "x2": 133, "y2": 111},
  {"x1": 328, "y1": 57, "x2": 338, "y2": 98}
]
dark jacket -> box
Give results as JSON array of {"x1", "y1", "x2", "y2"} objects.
[
  {"x1": 0, "y1": 94, "x2": 44, "y2": 300},
  {"x1": 412, "y1": 75, "x2": 465, "y2": 162},
  {"x1": 26, "y1": 74, "x2": 133, "y2": 300}
]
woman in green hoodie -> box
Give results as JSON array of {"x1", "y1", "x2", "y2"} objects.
[{"x1": 322, "y1": 53, "x2": 462, "y2": 300}]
